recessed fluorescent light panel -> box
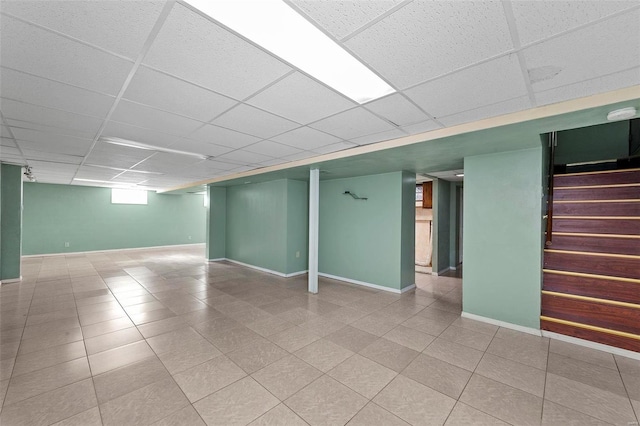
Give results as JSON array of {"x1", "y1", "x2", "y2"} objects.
[
  {"x1": 101, "y1": 137, "x2": 209, "y2": 160},
  {"x1": 183, "y1": 0, "x2": 395, "y2": 103}
]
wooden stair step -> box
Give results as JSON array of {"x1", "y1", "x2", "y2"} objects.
[
  {"x1": 543, "y1": 270, "x2": 640, "y2": 304},
  {"x1": 541, "y1": 317, "x2": 640, "y2": 352},
  {"x1": 553, "y1": 200, "x2": 640, "y2": 216},
  {"x1": 543, "y1": 250, "x2": 640, "y2": 279},
  {"x1": 552, "y1": 217, "x2": 640, "y2": 235},
  {"x1": 554, "y1": 184, "x2": 640, "y2": 201},
  {"x1": 554, "y1": 168, "x2": 640, "y2": 187},
  {"x1": 546, "y1": 234, "x2": 640, "y2": 255},
  {"x1": 542, "y1": 292, "x2": 640, "y2": 335}
]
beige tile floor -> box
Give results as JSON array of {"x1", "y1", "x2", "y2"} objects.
[{"x1": 0, "y1": 246, "x2": 638, "y2": 426}]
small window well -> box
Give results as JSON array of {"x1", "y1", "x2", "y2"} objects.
[{"x1": 111, "y1": 188, "x2": 148, "y2": 205}]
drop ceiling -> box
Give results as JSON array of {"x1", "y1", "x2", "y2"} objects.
[{"x1": 0, "y1": 0, "x2": 639, "y2": 191}]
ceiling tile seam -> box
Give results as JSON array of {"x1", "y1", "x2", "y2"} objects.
[
  {"x1": 337, "y1": 0, "x2": 415, "y2": 44},
  {"x1": 0, "y1": 110, "x2": 28, "y2": 166},
  {"x1": 111, "y1": 98, "x2": 214, "y2": 128},
  {"x1": 436, "y1": 94, "x2": 529, "y2": 121},
  {"x1": 0, "y1": 116, "x2": 99, "y2": 140},
  {"x1": 71, "y1": 0, "x2": 177, "y2": 184},
  {"x1": 518, "y1": 4, "x2": 640, "y2": 52},
  {"x1": 398, "y1": 93, "x2": 445, "y2": 128},
  {"x1": 502, "y1": 1, "x2": 536, "y2": 106},
  {"x1": 0, "y1": 96, "x2": 113, "y2": 123},
  {"x1": 532, "y1": 65, "x2": 640, "y2": 98},
  {"x1": 238, "y1": 140, "x2": 298, "y2": 158},
  {"x1": 0, "y1": 65, "x2": 119, "y2": 100},
  {"x1": 0, "y1": 11, "x2": 137, "y2": 63}
]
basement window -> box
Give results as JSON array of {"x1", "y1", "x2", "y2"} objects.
[{"x1": 111, "y1": 189, "x2": 148, "y2": 205}]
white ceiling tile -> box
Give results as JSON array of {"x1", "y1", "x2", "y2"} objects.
[
  {"x1": 246, "y1": 72, "x2": 355, "y2": 124},
  {"x1": 535, "y1": 67, "x2": 640, "y2": 107},
  {"x1": 101, "y1": 121, "x2": 180, "y2": 148},
  {"x1": 133, "y1": 153, "x2": 203, "y2": 173},
  {"x1": 400, "y1": 120, "x2": 442, "y2": 135},
  {"x1": 281, "y1": 151, "x2": 318, "y2": 162},
  {"x1": 271, "y1": 127, "x2": 343, "y2": 151},
  {"x1": 291, "y1": 0, "x2": 404, "y2": 40},
  {"x1": 1, "y1": 1, "x2": 166, "y2": 59},
  {"x1": 344, "y1": 0, "x2": 513, "y2": 88},
  {"x1": 1, "y1": 136, "x2": 18, "y2": 147},
  {"x1": 349, "y1": 128, "x2": 406, "y2": 146},
  {"x1": 189, "y1": 124, "x2": 260, "y2": 149},
  {"x1": 244, "y1": 140, "x2": 302, "y2": 157},
  {"x1": 22, "y1": 152, "x2": 82, "y2": 166},
  {"x1": 143, "y1": 3, "x2": 291, "y2": 99},
  {"x1": 85, "y1": 141, "x2": 155, "y2": 169},
  {"x1": 310, "y1": 107, "x2": 395, "y2": 140},
  {"x1": 212, "y1": 104, "x2": 299, "y2": 139},
  {"x1": 123, "y1": 67, "x2": 238, "y2": 122},
  {"x1": 522, "y1": 11, "x2": 640, "y2": 92},
  {"x1": 364, "y1": 94, "x2": 429, "y2": 126},
  {"x1": 110, "y1": 100, "x2": 204, "y2": 137},
  {"x1": 1, "y1": 99, "x2": 103, "y2": 138},
  {"x1": 438, "y1": 96, "x2": 532, "y2": 127},
  {"x1": 167, "y1": 139, "x2": 234, "y2": 158},
  {"x1": 312, "y1": 141, "x2": 358, "y2": 155},
  {"x1": 110, "y1": 172, "x2": 153, "y2": 184},
  {"x1": 0, "y1": 15, "x2": 133, "y2": 95},
  {"x1": 258, "y1": 158, "x2": 289, "y2": 167},
  {"x1": 13, "y1": 130, "x2": 92, "y2": 156},
  {"x1": 0, "y1": 145, "x2": 22, "y2": 158},
  {"x1": 75, "y1": 166, "x2": 121, "y2": 181},
  {"x1": 0, "y1": 68, "x2": 115, "y2": 118},
  {"x1": 512, "y1": 1, "x2": 638, "y2": 46},
  {"x1": 1, "y1": 125, "x2": 13, "y2": 138},
  {"x1": 216, "y1": 150, "x2": 275, "y2": 165},
  {"x1": 5, "y1": 119, "x2": 94, "y2": 142},
  {"x1": 404, "y1": 55, "x2": 528, "y2": 119}
]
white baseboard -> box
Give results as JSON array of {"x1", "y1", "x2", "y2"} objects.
[
  {"x1": 216, "y1": 258, "x2": 307, "y2": 278},
  {"x1": 433, "y1": 266, "x2": 455, "y2": 276},
  {"x1": 208, "y1": 258, "x2": 226, "y2": 262},
  {"x1": 0, "y1": 276, "x2": 22, "y2": 285},
  {"x1": 22, "y1": 243, "x2": 206, "y2": 258},
  {"x1": 318, "y1": 272, "x2": 414, "y2": 294},
  {"x1": 461, "y1": 312, "x2": 542, "y2": 336},
  {"x1": 542, "y1": 330, "x2": 640, "y2": 361}
]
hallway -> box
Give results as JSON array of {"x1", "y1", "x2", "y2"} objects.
[{"x1": 0, "y1": 246, "x2": 637, "y2": 425}]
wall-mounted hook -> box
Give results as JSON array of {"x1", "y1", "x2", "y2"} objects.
[{"x1": 344, "y1": 191, "x2": 367, "y2": 200}]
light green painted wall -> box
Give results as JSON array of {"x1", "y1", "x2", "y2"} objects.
[
  {"x1": 463, "y1": 147, "x2": 543, "y2": 329},
  {"x1": 207, "y1": 186, "x2": 226, "y2": 260},
  {"x1": 286, "y1": 179, "x2": 309, "y2": 274},
  {"x1": 319, "y1": 171, "x2": 410, "y2": 290},
  {"x1": 1, "y1": 164, "x2": 22, "y2": 280},
  {"x1": 555, "y1": 121, "x2": 629, "y2": 165},
  {"x1": 22, "y1": 183, "x2": 206, "y2": 255},
  {"x1": 433, "y1": 179, "x2": 451, "y2": 274},
  {"x1": 400, "y1": 171, "x2": 416, "y2": 288},
  {"x1": 225, "y1": 179, "x2": 308, "y2": 275}
]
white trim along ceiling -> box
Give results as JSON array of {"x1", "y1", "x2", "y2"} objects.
[{"x1": 0, "y1": 0, "x2": 639, "y2": 191}]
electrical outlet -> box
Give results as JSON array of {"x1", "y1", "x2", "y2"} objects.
[
  {"x1": 64, "y1": 242, "x2": 70, "y2": 248},
  {"x1": 295, "y1": 251, "x2": 300, "y2": 258}
]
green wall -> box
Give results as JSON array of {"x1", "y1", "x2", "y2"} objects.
[
  {"x1": 319, "y1": 171, "x2": 414, "y2": 291},
  {"x1": 1, "y1": 163, "x2": 22, "y2": 280},
  {"x1": 555, "y1": 121, "x2": 629, "y2": 165},
  {"x1": 207, "y1": 186, "x2": 226, "y2": 260},
  {"x1": 400, "y1": 171, "x2": 416, "y2": 288},
  {"x1": 224, "y1": 179, "x2": 308, "y2": 275},
  {"x1": 463, "y1": 147, "x2": 543, "y2": 329},
  {"x1": 22, "y1": 183, "x2": 206, "y2": 255}
]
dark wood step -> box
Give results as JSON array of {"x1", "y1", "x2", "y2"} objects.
[
  {"x1": 552, "y1": 218, "x2": 640, "y2": 235},
  {"x1": 546, "y1": 234, "x2": 640, "y2": 255},
  {"x1": 541, "y1": 318, "x2": 640, "y2": 352},
  {"x1": 554, "y1": 169, "x2": 640, "y2": 187},
  {"x1": 543, "y1": 250, "x2": 640, "y2": 279},
  {"x1": 543, "y1": 271, "x2": 640, "y2": 304},
  {"x1": 553, "y1": 201, "x2": 640, "y2": 216},
  {"x1": 554, "y1": 185, "x2": 640, "y2": 201},
  {"x1": 542, "y1": 293, "x2": 640, "y2": 335}
]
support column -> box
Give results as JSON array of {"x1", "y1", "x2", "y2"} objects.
[
  {"x1": 1, "y1": 163, "x2": 23, "y2": 283},
  {"x1": 308, "y1": 169, "x2": 319, "y2": 293},
  {"x1": 206, "y1": 186, "x2": 226, "y2": 261}
]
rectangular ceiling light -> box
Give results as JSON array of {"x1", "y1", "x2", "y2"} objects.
[
  {"x1": 183, "y1": 0, "x2": 395, "y2": 104},
  {"x1": 100, "y1": 137, "x2": 209, "y2": 160}
]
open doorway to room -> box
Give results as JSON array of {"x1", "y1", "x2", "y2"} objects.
[{"x1": 415, "y1": 175, "x2": 433, "y2": 274}]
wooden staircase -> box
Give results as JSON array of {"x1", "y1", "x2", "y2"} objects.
[{"x1": 541, "y1": 168, "x2": 640, "y2": 352}]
